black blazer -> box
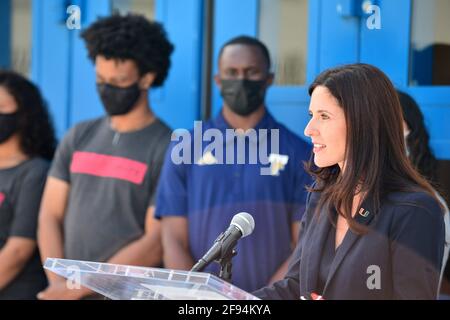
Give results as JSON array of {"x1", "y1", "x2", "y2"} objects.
[{"x1": 254, "y1": 189, "x2": 445, "y2": 300}]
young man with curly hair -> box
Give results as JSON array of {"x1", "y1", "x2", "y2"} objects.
[{"x1": 37, "y1": 14, "x2": 174, "y2": 300}]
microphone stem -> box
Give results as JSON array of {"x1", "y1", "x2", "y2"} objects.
[{"x1": 191, "y1": 259, "x2": 207, "y2": 272}]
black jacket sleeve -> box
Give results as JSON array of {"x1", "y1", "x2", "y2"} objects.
[
  {"x1": 253, "y1": 188, "x2": 317, "y2": 300},
  {"x1": 252, "y1": 233, "x2": 303, "y2": 300}
]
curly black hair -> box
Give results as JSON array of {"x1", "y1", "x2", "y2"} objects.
[
  {"x1": 397, "y1": 90, "x2": 438, "y2": 185},
  {"x1": 81, "y1": 14, "x2": 174, "y2": 87},
  {"x1": 0, "y1": 70, "x2": 57, "y2": 161}
]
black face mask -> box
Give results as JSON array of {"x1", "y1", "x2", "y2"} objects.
[
  {"x1": 97, "y1": 82, "x2": 142, "y2": 116},
  {"x1": 220, "y1": 79, "x2": 267, "y2": 116},
  {"x1": 0, "y1": 112, "x2": 19, "y2": 144}
]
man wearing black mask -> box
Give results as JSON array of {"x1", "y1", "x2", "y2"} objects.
[
  {"x1": 38, "y1": 14, "x2": 173, "y2": 299},
  {"x1": 155, "y1": 36, "x2": 312, "y2": 292}
]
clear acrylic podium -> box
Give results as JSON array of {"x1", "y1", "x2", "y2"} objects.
[{"x1": 44, "y1": 258, "x2": 260, "y2": 300}]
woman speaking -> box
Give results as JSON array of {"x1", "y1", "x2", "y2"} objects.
[{"x1": 254, "y1": 64, "x2": 445, "y2": 300}]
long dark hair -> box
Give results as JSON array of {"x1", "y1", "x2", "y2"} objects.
[
  {"x1": 307, "y1": 64, "x2": 438, "y2": 234},
  {"x1": 397, "y1": 90, "x2": 438, "y2": 185},
  {"x1": 0, "y1": 70, "x2": 56, "y2": 160}
]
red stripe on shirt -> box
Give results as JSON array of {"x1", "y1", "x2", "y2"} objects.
[
  {"x1": 0, "y1": 192, "x2": 4, "y2": 207},
  {"x1": 70, "y1": 151, "x2": 148, "y2": 185}
]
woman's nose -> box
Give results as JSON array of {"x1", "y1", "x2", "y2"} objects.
[{"x1": 304, "y1": 119, "x2": 317, "y2": 138}]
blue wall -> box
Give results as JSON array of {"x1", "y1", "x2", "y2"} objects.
[
  {"x1": 26, "y1": 0, "x2": 450, "y2": 159},
  {"x1": 31, "y1": 0, "x2": 203, "y2": 138}
]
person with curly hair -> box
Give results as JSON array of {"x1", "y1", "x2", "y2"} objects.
[
  {"x1": 397, "y1": 90, "x2": 450, "y2": 295},
  {"x1": 0, "y1": 70, "x2": 56, "y2": 299},
  {"x1": 37, "y1": 14, "x2": 174, "y2": 300}
]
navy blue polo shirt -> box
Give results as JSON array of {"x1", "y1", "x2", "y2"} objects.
[{"x1": 155, "y1": 110, "x2": 312, "y2": 292}]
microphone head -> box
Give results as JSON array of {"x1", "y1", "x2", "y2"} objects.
[{"x1": 231, "y1": 212, "x2": 255, "y2": 238}]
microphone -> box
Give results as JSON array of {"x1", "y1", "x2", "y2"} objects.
[{"x1": 191, "y1": 212, "x2": 255, "y2": 272}]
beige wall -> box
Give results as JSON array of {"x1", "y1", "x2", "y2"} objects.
[
  {"x1": 411, "y1": 0, "x2": 450, "y2": 50},
  {"x1": 434, "y1": 0, "x2": 450, "y2": 45},
  {"x1": 111, "y1": 0, "x2": 155, "y2": 20},
  {"x1": 259, "y1": 0, "x2": 308, "y2": 85},
  {"x1": 11, "y1": 0, "x2": 32, "y2": 75}
]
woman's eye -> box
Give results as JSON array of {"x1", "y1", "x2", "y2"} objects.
[{"x1": 321, "y1": 114, "x2": 329, "y2": 120}]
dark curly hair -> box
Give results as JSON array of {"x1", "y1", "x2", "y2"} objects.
[
  {"x1": 397, "y1": 90, "x2": 439, "y2": 185},
  {"x1": 81, "y1": 14, "x2": 174, "y2": 87},
  {"x1": 0, "y1": 70, "x2": 57, "y2": 161}
]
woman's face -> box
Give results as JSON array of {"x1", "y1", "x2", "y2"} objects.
[
  {"x1": 0, "y1": 86, "x2": 18, "y2": 114},
  {"x1": 304, "y1": 86, "x2": 347, "y2": 170}
]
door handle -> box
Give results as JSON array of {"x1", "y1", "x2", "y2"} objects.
[
  {"x1": 361, "y1": 0, "x2": 380, "y2": 14},
  {"x1": 336, "y1": 0, "x2": 379, "y2": 18}
]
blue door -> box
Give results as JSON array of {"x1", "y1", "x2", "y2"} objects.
[
  {"x1": 31, "y1": 0, "x2": 204, "y2": 137},
  {"x1": 356, "y1": 0, "x2": 450, "y2": 161},
  {"x1": 212, "y1": 0, "x2": 316, "y2": 140},
  {"x1": 212, "y1": 0, "x2": 450, "y2": 161}
]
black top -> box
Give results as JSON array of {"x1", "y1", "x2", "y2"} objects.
[{"x1": 0, "y1": 158, "x2": 49, "y2": 299}]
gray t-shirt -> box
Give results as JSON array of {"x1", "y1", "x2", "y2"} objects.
[
  {"x1": 49, "y1": 117, "x2": 171, "y2": 262},
  {"x1": 0, "y1": 158, "x2": 49, "y2": 299}
]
